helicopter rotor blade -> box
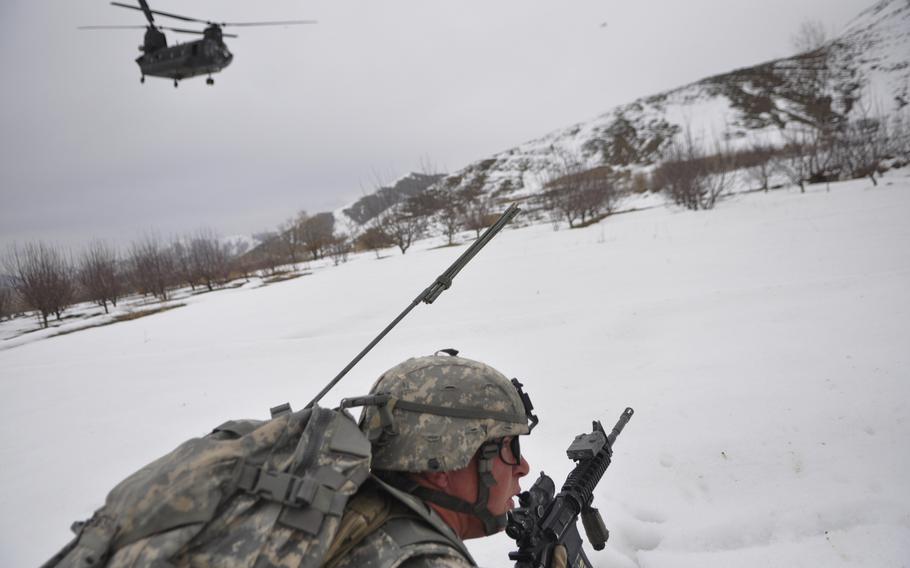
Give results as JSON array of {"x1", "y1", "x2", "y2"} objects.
[
  {"x1": 217, "y1": 20, "x2": 318, "y2": 28},
  {"x1": 109, "y1": 3, "x2": 316, "y2": 30},
  {"x1": 78, "y1": 24, "x2": 149, "y2": 30},
  {"x1": 110, "y1": 2, "x2": 210, "y2": 25},
  {"x1": 137, "y1": 0, "x2": 155, "y2": 25},
  {"x1": 160, "y1": 26, "x2": 203, "y2": 35},
  {"x1": 160, "y1": 26, "x2": 238, "y2": 38}
]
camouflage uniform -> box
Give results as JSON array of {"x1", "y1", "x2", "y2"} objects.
[
  {"x1": 333, "y1": 352, "x2": 538, "y2": 568},
  {"x1": 329, "y1": 477, "x2": 475, "y2": 568},
  {"x1": 44, "y1": 353, "x2": 534, "y2": 568}
]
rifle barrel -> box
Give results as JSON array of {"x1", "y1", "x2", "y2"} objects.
[{"x1": 607, "y1": 407, "x2": 634, "y2": 446}]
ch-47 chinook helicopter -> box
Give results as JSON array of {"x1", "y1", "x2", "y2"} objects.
[{"x1": 79, "y1": 1, "x2": 316, "y2": 87}]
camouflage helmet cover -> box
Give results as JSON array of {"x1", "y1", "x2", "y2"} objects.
[{"x1": 359, "y1": 354, "x2": 531, "y2": 472}]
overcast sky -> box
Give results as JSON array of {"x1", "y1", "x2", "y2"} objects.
[{"x1": 0, "y1": 0, "x2": 873, "y2": 251}]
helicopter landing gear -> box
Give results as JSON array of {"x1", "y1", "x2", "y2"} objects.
[
  {"x1": 140, "y1": 75, "x2": 145, "y2": 84},
  {"x1": 206, "y1": 76, "x2": 214, "y2": 86}
]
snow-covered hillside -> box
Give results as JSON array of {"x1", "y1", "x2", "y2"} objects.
[
  {"x1": 1, "y1": 170, "x2": 908, "y2": 567},
  {"x1": 430, "y1": 0, "x2": 910, "y2": 202}
]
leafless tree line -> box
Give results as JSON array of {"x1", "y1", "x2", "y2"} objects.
[
  {"x1": 251, "y1": 210, "x2": 351, "y2": 273},
  {"x1": 650, "y1": 107, "x2": 908, "y2": 210},
  {"x1": 2, "y1": 230, "x2": 248, "y2": 328},
  {"x1": 350, "y1": 173, "x2": 503, "y2": 257},
  {"x1": 763, "y1": 109, "x2": 906, "y2": 193}
]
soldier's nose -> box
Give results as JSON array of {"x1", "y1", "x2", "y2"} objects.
[{"x1": 515, "y1": 455, "x2": 530, "y2": 477}]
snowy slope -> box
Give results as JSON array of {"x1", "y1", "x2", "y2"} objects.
[
  {"x1": 331, "y1": 172, "x2": 445, "y2": 230},
  {"x1": 430, "y1": 0, "x2": 910, "y2": 202},
  {"x1": 2, "y1": 170, "x2": 909, "y2": 566},
  {"x1": 839, "y1": 0, "x2": 910, "y2": 106}
]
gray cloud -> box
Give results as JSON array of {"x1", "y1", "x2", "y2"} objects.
[{"x1": 0, "y1": 0, "x2": 873, "y2": 251}]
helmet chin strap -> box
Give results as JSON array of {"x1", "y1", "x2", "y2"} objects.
[
  {"x1": 376, "y1": 442, "x2": 507, "y2": 536},
  {"x1": 469, "y1": 442, "x2": 509, "y2": 535}
]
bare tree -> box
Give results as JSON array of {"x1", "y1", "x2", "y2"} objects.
[
  {"x1": 744, "y1": 144, "x2": 776, "y2": 192},
  {"x1": 460, "y1": 186, "x2": 494, "y2": 237},
  {"x1": 299, "y1": 213, "x2": 336, "y2": 261},
  {"x1": 327, "y1": 234, "x2": 352, "y2": 266},
  {"x1": 654, "y1": 129, "x2": 732, "y2": 210},
  {"x1": 0, "y1": 285, "x2": 14, "y2": 321},
  {"x1": 356, "y1": 225, "x2": 395, "y2": 258},
  {"x1": 543, "y1": 165, "x2": 618, "y2": 228},
  {"x1": 128, "y1": 234, "x2": 175, "y2": 301},
  {"x1": 365, "y1": 172, "x2": 433, "y2": 255},
  {"x1": 775, "y1": 126, "x2": 833, "y2": 192},
  {"x1": 831, "y1": 98, "x2": 897, "y2": 186},
  {"x1": 7, "y1": 242, "x2": 76, "y2": 327},
  {"x1": 278, "y1": 211, "x2": 307, "y2": 267},
  {"x1": 890, "y1": 111, "x2": 910, "y2": 160},
  {"x1": 430, "y1": 179, "x2": 466, "y2": 245},
  {"x1": 171, "y1": 238, "x2": 197, "y2": 291},
  {"x1": 78, "y1": 240, "x2": 122, "y2": 314},
  {"x1": 227, "y1": 239, "x2": 253, "y2": 281},
  {"x1": 187, "y1": 229, "x2": 231, "y2": 291},
  {"x1": 251, "y1": 231, "x2": 286, "y2": 275},
  {"x1": 791, "y1": 20, "x2": 827, "y2": 54},
  {"x1": 380, "y1": 196, "x2": 429, "y2": 255},
  {"x1": 411, "y1": 159, "x2": 467, "y2": 245},
  {"x1": 702, "y1": 149, "x2": 733, "y2": 206}
]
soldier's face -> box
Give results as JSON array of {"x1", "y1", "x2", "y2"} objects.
[
  {"x1": 438, "y1": 437, "x2": 530, "y2": 538},
  {"x1": 486, "y1": 436, "x2": 530, "y2": 516},
  {"x1": 417, "y1": 437, "x2": 531, "y2": 539}
]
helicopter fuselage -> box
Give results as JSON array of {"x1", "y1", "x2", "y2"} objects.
[
  {"x1": 137, "y1": 38, "x2": 232, "y2": 81},
  {"x1": 81, "y1": 1, "x2": 313, "y2": 86}
]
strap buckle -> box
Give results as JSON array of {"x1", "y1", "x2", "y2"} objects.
[{"x1": 238, "y1": 464, "x2": 318, "y2": 507}]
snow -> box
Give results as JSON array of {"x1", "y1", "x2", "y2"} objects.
[
  {"x1": 838, "y1": 0, "x2": 910, "y2": 113},
  {"x1": 2, "y1": 171, "x2": 910, "y2": 567}
]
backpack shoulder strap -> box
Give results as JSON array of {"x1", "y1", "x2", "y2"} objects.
[
  {"x1": 370, "y1": 475, "x2": 475, "y2": 564},
  {"x1": 322, "y1": 480, "x2": 394, "y2": 567}
]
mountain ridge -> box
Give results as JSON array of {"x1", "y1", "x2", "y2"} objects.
[{"x1": 415, "y1": 0, "x2": 909, "y2": 206}]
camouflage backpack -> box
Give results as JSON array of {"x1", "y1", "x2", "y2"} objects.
[{"x1": 43, "y1": 404, "x2": 374, "y2": 568}]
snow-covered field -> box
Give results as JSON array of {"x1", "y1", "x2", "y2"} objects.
[{"x1": 2, "y1": 172, "x2": 909, "y2": 567}]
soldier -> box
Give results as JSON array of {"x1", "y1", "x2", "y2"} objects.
[
  {"x1": 45, "y1": 350, "x2": 569, "y2": 568},
  {"x1": 326, "y1": 351, "x2": 543, "y2": 568}
]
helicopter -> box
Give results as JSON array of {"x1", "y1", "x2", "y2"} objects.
[{"x1": 79, "y1": 1, "x2": 316, "y2": 87}]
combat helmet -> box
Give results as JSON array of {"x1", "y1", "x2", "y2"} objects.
[{"x1": 342, "y1": 350, "x2": 538, "y2": 535}]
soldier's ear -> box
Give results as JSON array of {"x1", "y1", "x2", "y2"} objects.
[{"x1": 416, "y1": 470, "x2": 451, "y2": 490}]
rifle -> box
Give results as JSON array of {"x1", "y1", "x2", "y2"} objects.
[
  {"x1": 306, "y1": 202, "x2": 521, "y2": 409},
  {"x1": 507, "y1": 407, "x2": 634, "y2": 568}
]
